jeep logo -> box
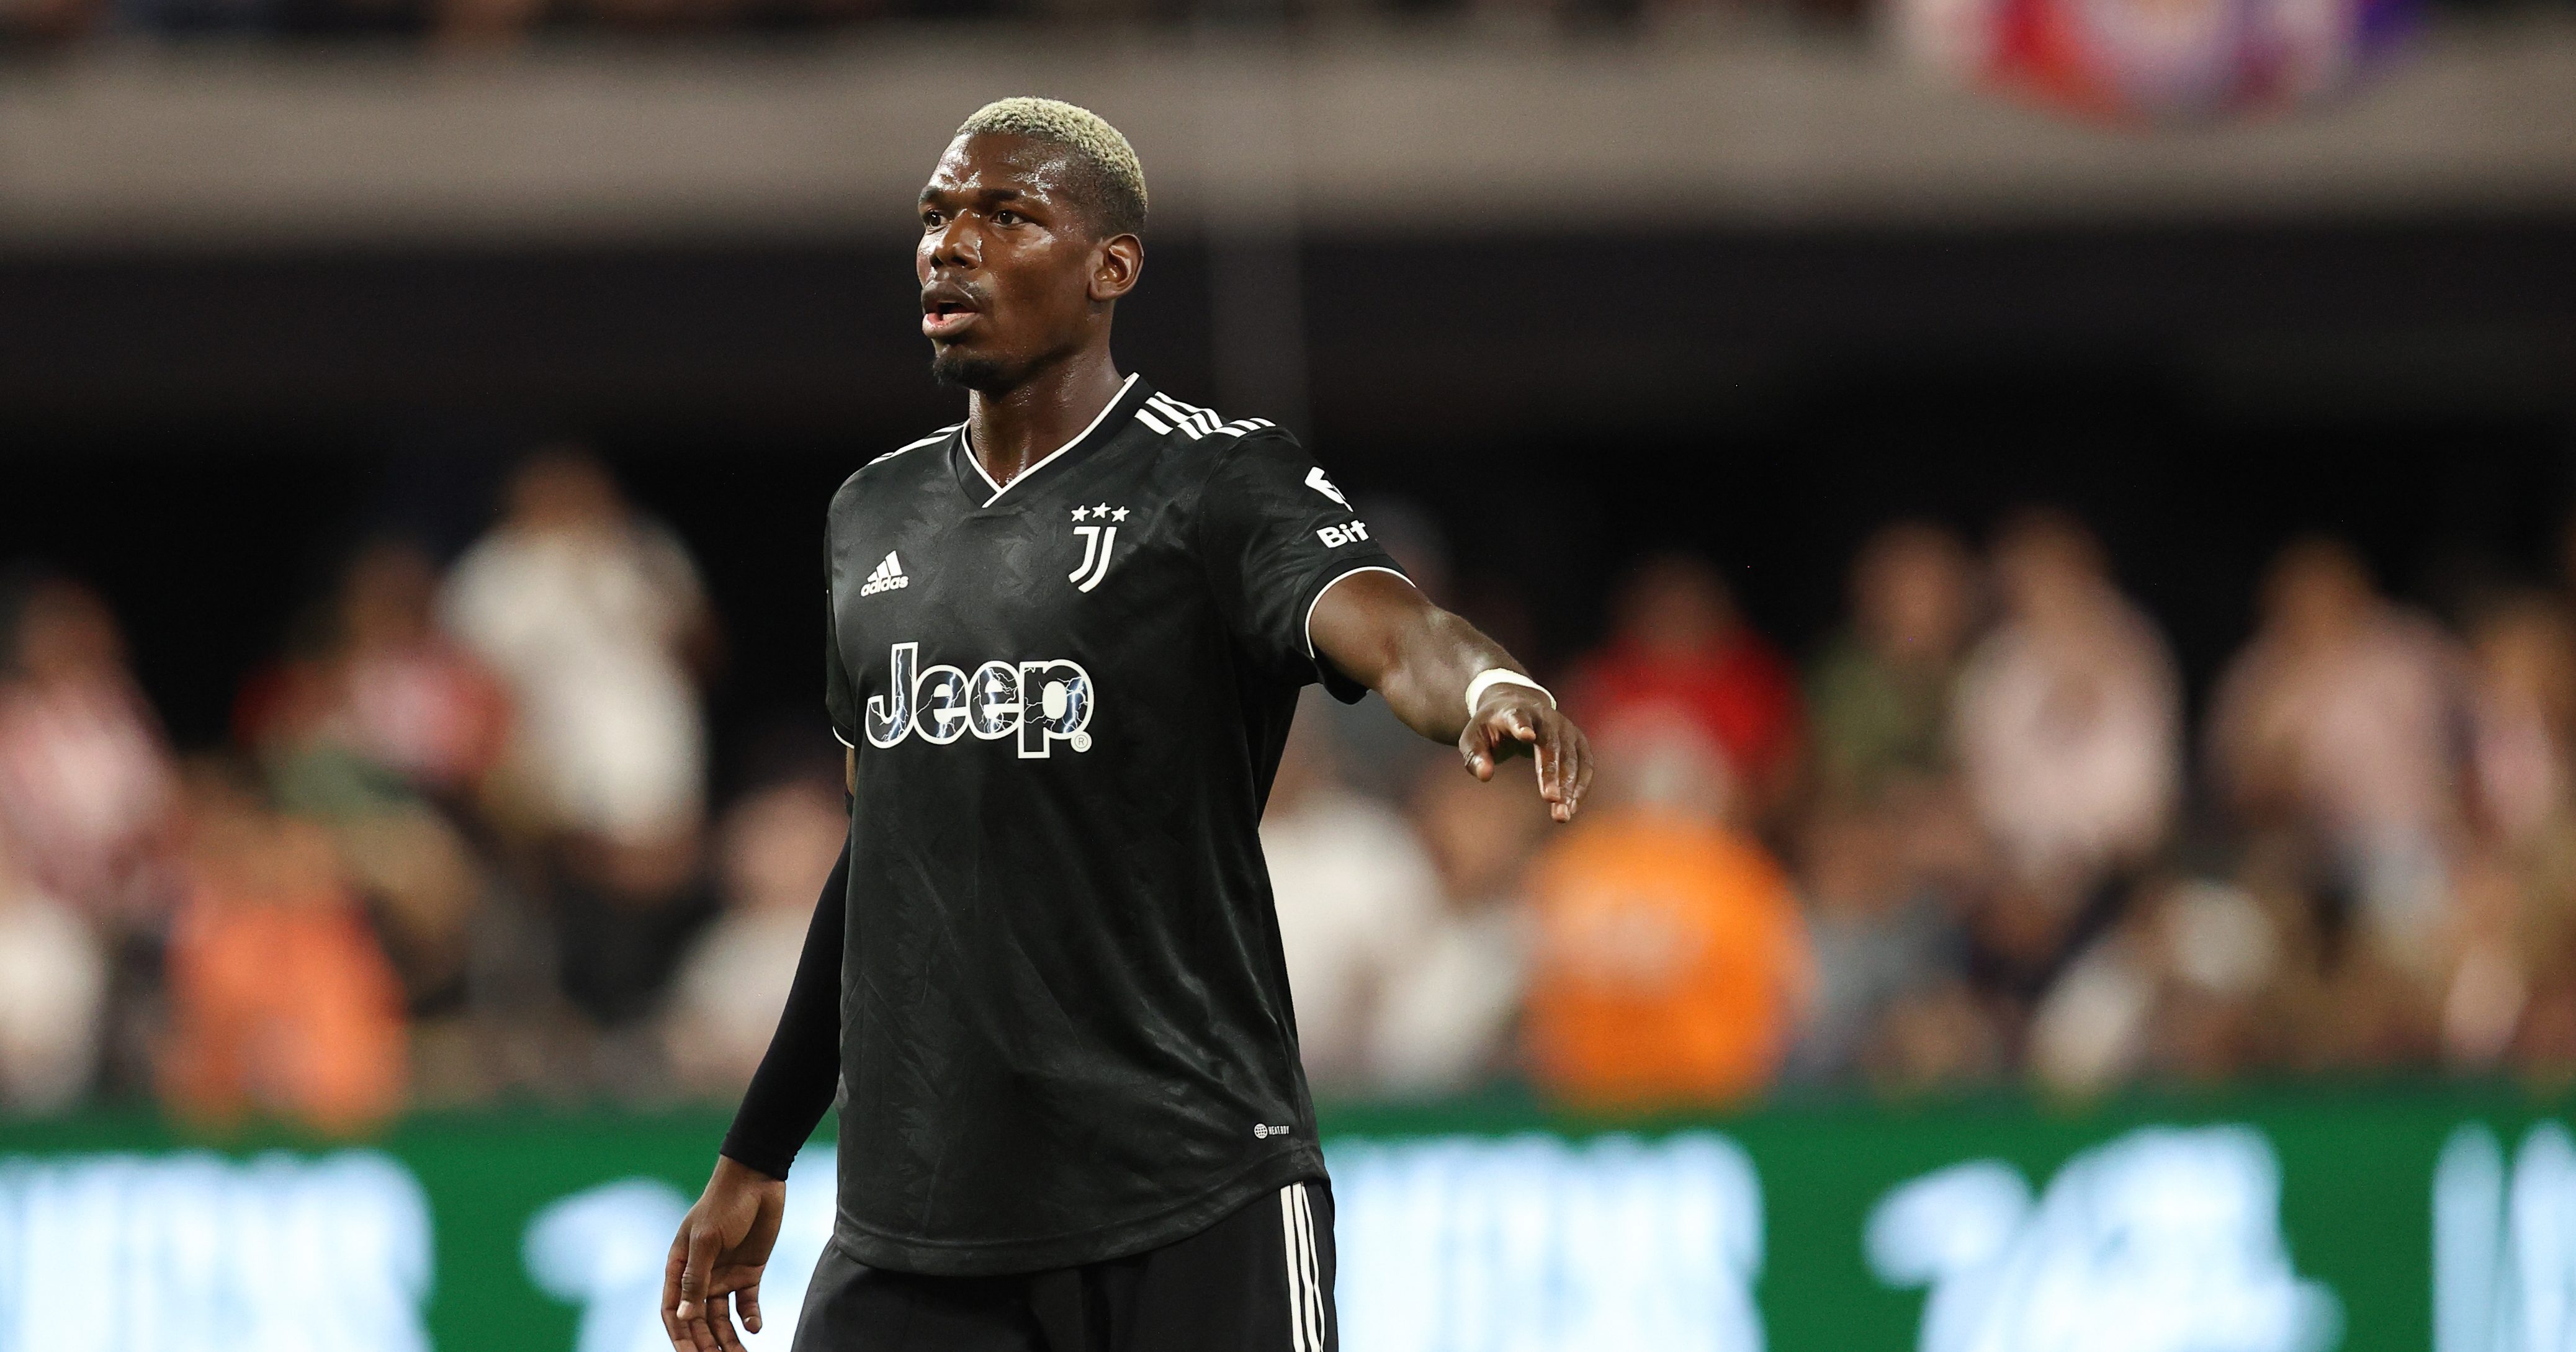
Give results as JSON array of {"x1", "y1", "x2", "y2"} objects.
[{"x1": 863, "y1": 642, "x2": 1095, "y2": 758}]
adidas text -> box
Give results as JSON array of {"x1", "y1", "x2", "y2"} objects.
[{"x1": 859, "y1": 550, "x2": 910, "y2": 597}]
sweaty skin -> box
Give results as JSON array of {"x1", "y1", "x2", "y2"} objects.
[
  {"x1": 661, "y1": 129, "x2": 1593, "y2": 1352},
  {"x1": 915, "y1": 132, "x2": 1141, "y2": 488}
]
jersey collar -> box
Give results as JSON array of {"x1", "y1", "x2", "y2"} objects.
[{"x1": 952, "y1": 373, "x2": 1149, "y2": 511}]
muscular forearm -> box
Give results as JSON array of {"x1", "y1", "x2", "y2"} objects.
[
  {"x1": 1365, "y1": 602, "x2": 1530, "y2": 743},
  {"x1": 1310, "y1": 571, "x2": 1526, "y2": 737},
  {"x1": 1310, "y1": 568, "x2": 1591, "y2": 820},
  {"x1": 718, "y1": 839, "x2": 848, "y2": 1180}
]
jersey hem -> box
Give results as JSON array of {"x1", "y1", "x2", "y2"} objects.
[
  {"x1": 827, "y1": 1144, "x2": 1326, "y2": 1278},
  {"x1": 1301, "y1": 564, "x2": 1413, "y2": 663},
  {"x1": 1291, "y1": 558, "x2": 1409, "y2": 702}
]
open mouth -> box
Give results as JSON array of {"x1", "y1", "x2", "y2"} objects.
[{"x1": 922, "y1": 287, "x2": 981, "y2": 339}]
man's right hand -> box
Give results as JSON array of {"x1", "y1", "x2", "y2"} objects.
[{"x1": 662, "y1": 1156, "x2": 787, "y2": 1352}]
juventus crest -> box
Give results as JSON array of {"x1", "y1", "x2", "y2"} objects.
[{"x1": 1068, "y1": 503, "x2": 1129, "y2": 593}]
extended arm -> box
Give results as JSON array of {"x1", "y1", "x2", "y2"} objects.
[
  {"x1": 1308, "y1": 570, "x2": 1594, "y2": 821},
  {"x1": 663, "y1": 830, "x2": 850, "y2": 1352}
]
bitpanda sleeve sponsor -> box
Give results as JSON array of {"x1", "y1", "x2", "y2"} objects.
[{"x1": 1191, "y1": 432, "x2": 1408, "y2": 702}]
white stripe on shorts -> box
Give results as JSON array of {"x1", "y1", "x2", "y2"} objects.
[
  {"x1": 1295, "y1": 1184, "x2": 1326, "y2": 1347},
  {"x1": 1280, "y1": 1184, "x2": 1311, "y2": 1352}
]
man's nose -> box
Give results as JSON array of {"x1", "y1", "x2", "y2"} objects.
[{"x1": 927, "y1": 217, "x2": 981, "y2": 271}]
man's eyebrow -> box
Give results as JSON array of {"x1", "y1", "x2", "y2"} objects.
[{"x1": 920, "y1": 184, "x2": 1030, "y2": 206}]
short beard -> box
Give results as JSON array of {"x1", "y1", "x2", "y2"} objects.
[{"x1": 931, "y1": 348, "x2": 1013, "y2": 392}]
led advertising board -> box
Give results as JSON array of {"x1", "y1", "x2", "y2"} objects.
[{"x1": 0, "y1": 1091, "x2": 2562, "y2": 1351}]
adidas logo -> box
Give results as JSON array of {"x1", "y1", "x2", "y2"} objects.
[{"x1": 858, "y1": 550, "x2": 909, "y2": 597}]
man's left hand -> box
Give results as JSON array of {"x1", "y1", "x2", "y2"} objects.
[{"x1": 1460, "y1": 689, "x2": 1593, "y2": 823}]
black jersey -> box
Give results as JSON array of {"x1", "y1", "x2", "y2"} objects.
[{"x1": 820, "y1": 374, "x2": 1407, "y2": 1276}]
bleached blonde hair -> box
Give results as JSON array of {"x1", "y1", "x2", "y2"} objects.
[{"x1": 953, "y1": 97, "x2": 1149, "y2": 238}]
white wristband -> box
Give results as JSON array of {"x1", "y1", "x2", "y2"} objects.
[{"x1": 1465, "y1": 668, "x2": 1555, "y2": 722}]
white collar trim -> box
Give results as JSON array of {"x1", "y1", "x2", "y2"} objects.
[{"x1": 964, "y1": 373, "x2": 1142, "y2": 508}]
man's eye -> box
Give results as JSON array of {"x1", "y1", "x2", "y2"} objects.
[
  {"x1": 993, "y1": 210, "x2": 1021, "y2": 226},
  {"x1": 922, "y1": 210, "x2": 943, "y2": 228}
]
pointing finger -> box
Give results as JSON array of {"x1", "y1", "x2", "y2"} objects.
[
  {"x1": 1553, "y1": 727, "x2": 1592, "y2": 820},
  {"x1": 1538, "y1": 714, "x2": 1569, "y2": 805}
]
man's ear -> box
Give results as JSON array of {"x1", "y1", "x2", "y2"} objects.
[{"x1": 1090, "y1": 234, "x2": 1143, "y2": 303}]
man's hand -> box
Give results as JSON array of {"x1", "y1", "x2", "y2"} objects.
[
  {"x1": 663, "y1": 1157, "x2": 786, "y2": 1352},
  {"x1": 1461, "y1": 687, "x2": 1593, "y2": 822},
  {"x1": 1308, "y1": 570, "x2": 1594, "y2": 821}
]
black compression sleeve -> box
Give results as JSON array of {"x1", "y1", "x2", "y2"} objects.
[{"x1": 718, "y1": 838, "x2": 848, "y2": 1180}]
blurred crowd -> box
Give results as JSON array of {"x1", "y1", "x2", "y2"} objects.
[
  {"x1": 0, "y1": 449, "x2": 846, "y2": 1132},
  {"x1": 1268, "y1": 504, "x2": 2576, "y2": 1111},
  {"x1": 9, "y1": 450, "x2": 2576, "y2": 1135}
]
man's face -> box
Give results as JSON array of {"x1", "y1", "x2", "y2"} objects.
[{"x1": 917, "y1": 133, "x2": 1124, "y2": 391}]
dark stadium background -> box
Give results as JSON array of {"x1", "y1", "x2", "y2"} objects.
[
  {"x1": 8, "y1": 220, "x2": 2571, "y2": 756},
  {"x1": 6, "y1": 23, "x2": 2576, "y2": 1336}
]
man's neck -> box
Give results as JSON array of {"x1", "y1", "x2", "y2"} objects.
[{"x1": 966, "y1": 347, "x2": 1126, "y2": 490}]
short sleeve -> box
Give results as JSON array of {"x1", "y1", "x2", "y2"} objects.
[
  {"x1": 1193, "y1": 431, "x2": 1410, "y2": 702},
  {"x1": 825, "y1": 584, "x2": 858, "y2": 748}
]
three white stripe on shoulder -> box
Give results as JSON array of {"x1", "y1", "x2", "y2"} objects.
[{"x1": 1278, "y1": 1183, "x2": 1327, "y2": 1352}]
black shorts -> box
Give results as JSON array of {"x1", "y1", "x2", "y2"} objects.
[{"x1": 791, "y1": 1180, "x2": 1337, "y2": 1352}]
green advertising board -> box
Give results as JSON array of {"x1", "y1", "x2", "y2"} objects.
[{"x1": 0, "y1": 1085, "x2": 2565, "y2": 1351}]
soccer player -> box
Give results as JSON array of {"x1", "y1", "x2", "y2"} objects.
[{"x1": 662, "y1": 97, "x2": 1593, "y2": 1352}]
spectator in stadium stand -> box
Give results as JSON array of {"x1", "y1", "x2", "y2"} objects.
[
  {"x1": 441, "y1": 449, "x2": 715, "y2": 851},
  {"x1": 1367, "y1": 759, "x2": 1548, "y2": 1097},
  {"x1": 0, "y1": 571, "x2": 179, "y2": 929},
  {"x1": 1788, "y1": 522, "x2": 1983, "y2": 1083},
  {"x1": 1808, "y1": 522, "x2": 1978, "y2": 810},
  {"x1": 2497, "y1": 514, "x2": 2576, "y2": 1077},
  {"x1": 1520, "y1": 714, "x2": 1811, "y2": 1109},
  {"x1": 160, "y1": 760, "x2": 409, "y2": 1136},
  {"x1": 1566, "y1": 554, "x2": 1803, "y2": 826},
  {"x1": 311, "y1": 539, "x2": 513, "y2": 800},
  {"x1": 0, "y1": 838, "x2": 108, "y2": 1114},
  {"x1": 664, "y1": 772, "x2": 851, "y2": 1098},
  {"x1": 236, "y1": 540, "x2": 511, "y2": 1021},
  {"x1": 2207, "y1": 537, "x2": 2470, "y2": 977},
  {"x1": 2441, "y1": 593, "x2": 2576, "y2": 1068},
  {"x1": 2022, "y1": 875, "x2": 2287, "y2": 1095},
  {"x1": 2464, "y1": 593, "x2": 2576, "y2": 862},
  {"x1": 1260, "y1": 700, "x2": 1446, "y2": 1095},
  {"x1": 1952, "y1": 509, "x2": 2181, "y2": 998},
  {"x1": 439, "y1": 449, "x2": 719, "y2": 1045}
]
